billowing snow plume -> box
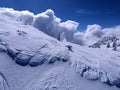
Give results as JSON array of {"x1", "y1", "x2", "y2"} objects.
[
  {"x1": 0, "y1": 8, "x2": 79, "y2": 43},
  {"x1": 33, "y1": 9, "x2": 79, "y2": 42},
  {"x1": 0, "y1": 8, "x2": 120, "y2": 46},
  {"x1": 0, "y1": 8, "x2": 34, "y2": 25},
  {"x1": 85, "y1": 24, "x2": 104, "y2": 38},
  {"x1": 73, "y1": 25, "x2": 120, "y2": 45}
]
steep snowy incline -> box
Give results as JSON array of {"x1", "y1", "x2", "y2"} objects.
[
  {"x1": 0, "y1": 8, "x2": 120, "y2": 90},
  {"x1": 26, "y1": 63, "x2": 119, "y2": 90},
  {"x1": 0, "y1": 13, "x2": 71, "y2": 90},
  {"x1": 69, "y1": 43, "x2": 120, "y2": 88},
  {"x1": 0, "y1": 52, "x2": 119, "y2": 90},
  {"x1": 89, "y1": 30, "x2": 120, "y2": 50},
  {"x1": 0, "y1": 13, "x2": 70, "y2": 66},
  {"x1": 0, "y1": 72, "x2": 9, "y2": 90}
]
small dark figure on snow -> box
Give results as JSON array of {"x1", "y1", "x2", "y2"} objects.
[
  {"x1": 107, "y1": 42, "x2": 110, "y2": 48},
  {"x1": 65, "y1": 45, "x2": 73, "y2": 52},
  {"x1": 113, "y1": 41, "x2": 117, "y2": 51}
]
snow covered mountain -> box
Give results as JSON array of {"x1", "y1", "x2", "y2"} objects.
[
  {"x1": 89, "y1": 31, "x2": 120, "y2": 50},
  {"x1": 0, "y1": 8, "x2": 120, "y2": 90}
]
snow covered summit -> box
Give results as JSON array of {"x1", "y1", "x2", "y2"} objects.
[{"x1": 89, "y1": 30, "x2": 120, "y2": 50}]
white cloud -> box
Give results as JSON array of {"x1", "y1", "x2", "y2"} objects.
[
  {"x1": 73, "y1": 32, "x2": 85, "y2": 45},
  {"x1": 0, "y1": 8, "x2": 34, "y2": 25},
  {"x1": 33, "y1": 9, "x2": 79, "y2": 41},
  {"x1": 0, "y1": 7, "x2": 120, "y2": 46},
  {"x1": 0, "y1": 8, "x2": 20, "y2": 17},
  {"x1": 33, "y1": 9, "x2": 61, "y2": 39},
  {"x1": 58, "y1": 20, "x2": 79, "y2": 42},
  {"x1": 103, "y1": 25, "x2": 120, "y2": 35},
  {"x1": 0, "y1": 8, "x2": 79, "y2": 43},
  {"x1": 77, "y1": 9, "x2": 94, "y2": 15},
  {"x1": 74, "y1": 25, "x2": 120, "y2": 46},
  {"x1": 84, "y1": 24, "x2": 104, "y2": 38},
  {"x1": 17, "y1": 10, "x2": 34, "y2": 25}
]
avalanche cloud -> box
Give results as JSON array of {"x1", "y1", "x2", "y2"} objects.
[
  {"x1": 0, "y1": 7, "x2": 120, "y2": 46},
  {"x1": 0, "y1": 8, "x2": 79, "y2": 42}
]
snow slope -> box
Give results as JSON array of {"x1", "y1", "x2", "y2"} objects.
[
  {"x1": 89, "y1": 30, "x2": 120, "y2": 50},
  {"x1": 0, "y1": 8, "x2": 120, "y2": 90},
  {"x1": 0, "y1": 13, "x2": 70, "y2": 66}
]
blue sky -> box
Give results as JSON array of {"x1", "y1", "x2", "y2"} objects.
[{"x1": 0, "y1": 0, "x2": 120, "y2": 31}]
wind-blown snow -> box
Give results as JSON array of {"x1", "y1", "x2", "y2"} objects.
[
  {"x1": 0, "y1": 7, "x2": 120, "y2": 90},
  {"x1": 1, "y1": 7, "x2": 120, "y2": 46},
  {"x1": 0, "y1": 8, "x2": 79, "y2": 43}
]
